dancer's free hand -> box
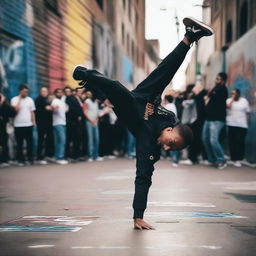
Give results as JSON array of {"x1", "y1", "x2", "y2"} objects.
[{"x1": 134, "y1": 218, "x2": 155, "y2": 230}]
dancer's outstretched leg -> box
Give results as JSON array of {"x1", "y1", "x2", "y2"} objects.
[{"x1": 132, "y1": 17, "x2": 213, "y2": 105}]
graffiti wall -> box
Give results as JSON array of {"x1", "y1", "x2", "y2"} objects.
[
  {"x1": 226, "y1": 26, "x2": 256, "y2": 163},
  {"x1": 0, "y1": 0, "x2": 38, "y2": 98}
]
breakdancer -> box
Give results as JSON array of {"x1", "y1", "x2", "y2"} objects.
[{"x1": 73, "y1": 17, "x2": 213, "y2": 230}]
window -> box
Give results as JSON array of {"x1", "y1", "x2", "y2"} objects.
[
  {"x1": 96, "y1": 0, "x2": 103, "y2": 10},
  {"x1": 122, "y1": 23, "x2": 125, "y2": 45},
  {"x1": 239, "y1": 1, "x2": 248, "y2": 37},
  {"x1": 127, "y1": 34, "x2": 130, "y2": 56},
  {"x1": 226, "y1": 20, "x2": 232, "y2": 43}
]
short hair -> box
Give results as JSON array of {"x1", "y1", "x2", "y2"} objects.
[
  {"x1": 54, "y1": 88, "x2": 62, "y2": 94},
  {"x1": 64, "y1": 86, "x2": 72, "y2": 91},
  {"x1": 218, "y1": 72, "x2": 228, "y2": 82},
  {"x1": 19, "y1": 84, "x2": 29, "y2": 91},
  {"x1": 234, "y1": 88, "x2": 240, "y2": 96},
  {"x1": 165, "y1": 95, "x2": 174, "y2": 103},
  {"x1": 175, "y1": 124, "x2": 193, "y2": 149}
]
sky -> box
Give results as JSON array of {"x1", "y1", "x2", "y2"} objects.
[{"x1": 145, "y1": 0, "x2": 203, "y2": 90}]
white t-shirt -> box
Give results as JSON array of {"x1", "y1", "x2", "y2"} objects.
[
  {"x1": 85, "y1": 98, "x2": 99, "y2": 120},
  {"x1": 164, "y1": 103, "x2": 177, "y2": 116},
  {"x1": 226, "y1": 97, "x2": 250, "y2": 128},
  {"x1": 11, "y1": 96, "x2": 36, "y2": 127},
  {"x1": 51, "y1": 97, "x2": 67, "y2": 126}
]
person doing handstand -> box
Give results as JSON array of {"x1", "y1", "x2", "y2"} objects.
[{"x1": 73, "y1": 17, "x2": 214, "y2": 230}]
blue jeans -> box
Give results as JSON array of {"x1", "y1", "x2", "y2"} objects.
[
  {"x1": 86, "y1": 121, "x2": 99, "y2": 159},
  {"x1": 54, "y1": 125, "x2": 66, "y2": 160},
  {"x1": 171, "y1": 151, "x2": 181, "y2": 164},
  {"x1": 202, "y1": 121, "x2": 225, "y2": 163},
  {"x1": 126, "y1": 130, "x2": 136, "y2": 157}
]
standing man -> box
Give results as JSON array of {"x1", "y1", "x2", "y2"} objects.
[
  {"x1": 73, "y1": 17, "x2": 213, "y2": 229},
  {"x1": 51, "y1": 88, "x2": 68, "y2": 165},
  {"x1": 35, "y1": 87, "x2": 54, "y2": 164},
  {"x1": 64, "y1": 86, "x2": 84, "y2": 161},
  {"x1": 11, "y1": 84, "x2": 36, "y2": 165},
  {"x1": 202, "y1": 73, "x2": 228, "y2": 169}
]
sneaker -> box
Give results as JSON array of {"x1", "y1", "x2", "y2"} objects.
[
  {"x1": 87, "y1": 158, "x2": 93, "y2": 162},
  {"x1": 107, "y1": 155, "x2": 116, "y2": 159},
  {"x1": 233, "y1": 161, "x2": 242, "y2": 167},
  {"x1": 0, "y1": 162, "x2": 10, "y2": 167},
  {"x1": 56, "y1": 159, "x2": 68, "y2": 165},
  {"x1": 172, "y1": 163, "x2": 178, "y2": 167},
  {"x1": 37, "y1": 160, "x2": 48, "y2": 165},
  {"x1": 179, "y1": 159, "x2": 193, "y2": 165},
  {"x1": 17, "y1": 162, "x2": 25, "y2": 166},
  {"x1": 183, "y1": 17, "x2": 214, "y2": 44},
  {"x1": 72, "y1": 65, "x2": 88, "y2": 81},
  {"x1": 96, "y1": 157, "x2": 104, "y2": 161},
  {"x1": 217, "y1": 162, "x2": 227, "y2": 169}
]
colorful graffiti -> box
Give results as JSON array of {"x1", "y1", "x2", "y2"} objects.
[
  {"x1": 0, "y1": 35, "x2": 26, "y2": 98},
  {"x1": 0, "y1": 216, "x2": 99, "y2": 232}
]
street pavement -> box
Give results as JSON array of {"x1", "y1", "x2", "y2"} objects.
[{"x1": 0, "y1": 158, "x2": 256, "y2": 256}]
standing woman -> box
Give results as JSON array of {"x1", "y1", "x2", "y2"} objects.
[{"x1": 226, "y1": 89, "x2": 250, "y2": 167}]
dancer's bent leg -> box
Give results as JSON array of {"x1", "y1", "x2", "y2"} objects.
[{"x1": 75, "y1": 69, "x2": 140, "y2": 134}]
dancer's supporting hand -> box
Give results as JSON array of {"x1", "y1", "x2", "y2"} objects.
[{"x1": 134, "y1": 218, "x2": 155, "y2": 230}]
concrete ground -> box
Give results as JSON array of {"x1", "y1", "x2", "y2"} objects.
[{"x1": 0, "y1": 158, "x2": 256, "y2": 256}]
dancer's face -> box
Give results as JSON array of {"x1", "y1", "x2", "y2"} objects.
[{"x1": 157, "y1": 127, "x2": 184, "y2": 151}]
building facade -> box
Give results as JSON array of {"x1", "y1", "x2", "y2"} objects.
[
  {"x1": 185, "y1": 0, "x2": 256, "y2": 163},
  {"x1": 0, "y1": 0, "x2": 159, "y2": 97}
]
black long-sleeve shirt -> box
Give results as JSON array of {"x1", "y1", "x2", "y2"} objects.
[{"x1": 132, "y1": 105, "x2": 179, "y2": 219}]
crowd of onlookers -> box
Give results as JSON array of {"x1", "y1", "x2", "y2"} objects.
[
  {"x1": 0, "y1": 84, "x2": 135, "y2": 166},
  {"x1": 0, "y1": 71, "x2": 251, "y2": 169}
]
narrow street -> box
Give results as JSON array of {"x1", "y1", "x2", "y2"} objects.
[{"x1": 0, "y1": 159, "x2": 255, "y2": 256}]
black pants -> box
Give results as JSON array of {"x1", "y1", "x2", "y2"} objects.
[
  {"x1": 0, "y1": 126, "x2": 9, "y2": 163},
  {"x1": 37, "y1": 124, "x2": 54, "y2": 159},
  {"x1": 188, "y1": 120, "x2": 207, "y2": 163},
  {"x1": 85, "y1": 41, "x2": 190, "y2": 134},
  {"x1": 15, "y1": 126, "x2": 33, "y2": 162},
  {"x1": 228, "y1": 126, "x2": 247, "y2": 161},
  {"x1": 66, "y1": 120, "x2": 84, "y2": 159}
]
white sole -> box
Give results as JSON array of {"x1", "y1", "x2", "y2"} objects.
[{"x1": 183, "y1": 16, "x2": 214, "y2": 36}]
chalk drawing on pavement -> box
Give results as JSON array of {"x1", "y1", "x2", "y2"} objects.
[
  {"x1": 0, "y1": 216, "x2": 99, "y2": 232},
  {"x1": 148, "y1": 202, "x2": 216, "y2": 207},
  {"x1": 211, "y1": 181, "x2": 256, "y2": 191},
  {"x1": 28, "y1": 245, "x2": 55, "y2": 248},
  {"x1": 145, "y1": 212, "x2": 247, "y2": 219},
  {"x1": 96, "y1": 175, "x2": 133, "y2": 180}
]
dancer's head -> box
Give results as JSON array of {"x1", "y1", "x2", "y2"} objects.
[{"x1": 157, "y1": 124, "x2": 193, "y2": 151}]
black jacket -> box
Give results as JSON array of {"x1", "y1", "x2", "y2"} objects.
[
  {"x1": 35, "y1": 96, "x2": 52, "y2": 126},
  {"x1": 132, "y1": 104, "x2": 179, "y2": 219},
  {"x1": 205, "y1": 84, "x2": 228, "y2": 121}
]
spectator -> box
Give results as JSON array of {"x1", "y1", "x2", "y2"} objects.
[
  {"x1": 11, "y1": 84, "x2": 36, "y2": 165},
  {"x1": 181, "y1": 84, "x2": 208, "y2": 165},
  {"x1": 202, "y1": 72, "x2": 228, "y2": 169},
  {"x1": 51, "y1": 88, "x2": 68, "y2": 165},
  {"x1": 64, "y1": 86, "x2": 84, "y2": 161},
  {"x1": 83, "y1": 91, "x2": 101, "y2": 162},
  {"x1": 226, "y1": 89, "x2": 250, "y2": 167},
  {"x1": 98, "y1": 105, "x2": 117, "y2": 158},
  {"x1": 35, "y1": 87, "x2": 54, "y2": 164},
  {"x1": 0, "y1": 93, "x2": 15, "y2": 166},
  {"x1": 163, "y1": 94, "x2": 179, "y2": 167}
]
